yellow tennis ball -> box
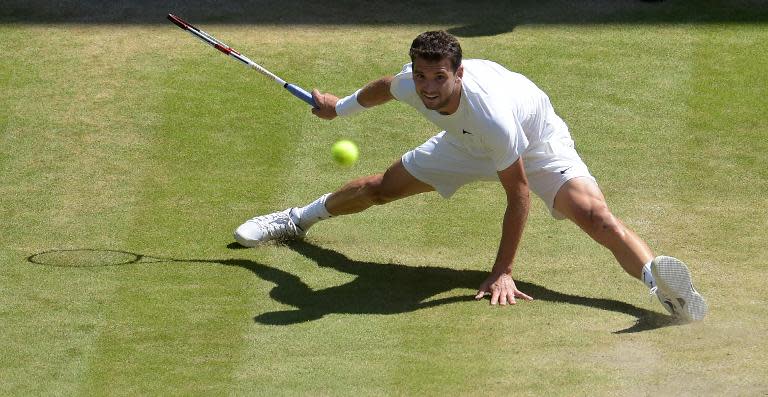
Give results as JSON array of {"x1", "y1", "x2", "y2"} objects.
[{"x1": 331, "y1": 140, "x2": 359, "y2": 166}]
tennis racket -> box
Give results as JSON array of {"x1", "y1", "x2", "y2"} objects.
[{"x1": 167, "y1": 13, "x2": 317, "y2": 108}]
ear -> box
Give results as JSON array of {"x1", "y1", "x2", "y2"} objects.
[{"x1": 456, "y1": 64, "x2": 464, "y2": 80}]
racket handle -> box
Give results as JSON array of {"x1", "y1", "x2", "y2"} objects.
[{"x1": 284, "y1": 83, "x2": 318, "y2": 108}]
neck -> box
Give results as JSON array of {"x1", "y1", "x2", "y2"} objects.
[{"x1": 438, "y1": 84, "x2": 462, "y2": 115}]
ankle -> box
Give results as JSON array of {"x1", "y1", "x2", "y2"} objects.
[
  {"x1": 293, "y1": 193, "x2": 333, "y2": 230},
  {"x1": 641, "y1": 259, "x2": 655, "y2": 289}
]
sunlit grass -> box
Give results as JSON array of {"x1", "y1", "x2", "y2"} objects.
[{"x1": 1, "y1": 19, "x2": 766, "y2": 395}]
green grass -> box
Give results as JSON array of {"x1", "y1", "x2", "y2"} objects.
[{"x1": 2, "y1": 9, "x2": 767, "y2": 396}]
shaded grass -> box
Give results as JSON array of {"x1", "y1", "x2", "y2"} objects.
[
  {"x1": 1, "y1": 21, "x2": 767, "y2": 396},
  {"x1": 3, "y1": 0, "x2": 768, "y2": 28}
]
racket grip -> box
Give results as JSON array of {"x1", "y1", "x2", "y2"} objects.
[{"x1": 284, "y1": 83, "x2": 317, "y2": 108}]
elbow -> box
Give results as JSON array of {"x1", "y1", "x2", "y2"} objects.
[
  {"x1": 509, "y1": 181, "x2": 530, "y2": 209},
  {"x1": 512, "y1": 175, "x2": 530, "y2": 199},
  {"x1": 504, "y1": 184, "x2": 529, "y2": 210}
]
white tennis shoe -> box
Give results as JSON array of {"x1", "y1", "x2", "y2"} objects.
[
  {"x1": 234, "y1": 208, "x2": 306, "y2": 247},
  {"x1": 650, "y1": 256, "x2": 708, "y2": 322}
]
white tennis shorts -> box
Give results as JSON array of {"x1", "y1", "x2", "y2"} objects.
[{"x1": 402, "y1": 131, "x2": 596, "y2": 219}]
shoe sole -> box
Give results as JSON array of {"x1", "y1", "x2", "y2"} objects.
[
  {"x1": 651, "y1": 256, "x2": 708, "y2": 322},
  {"x1": 233, "y1": 229, "x2": 306, "y2": 247},
  {"x1": 233, "y1": 230, "x2": 259, "y2": 247}
]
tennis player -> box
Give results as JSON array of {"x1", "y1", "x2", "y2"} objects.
[{"x1": 235, "y1": 31, "x2": 707, "y2": 322}]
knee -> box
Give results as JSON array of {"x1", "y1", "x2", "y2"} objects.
[
  {"x1": 583, "y1": 206, "x2": 626, "y2": 245},
  {"x1": 359, "y1": 175, "x2": 398, "y2": 205}
]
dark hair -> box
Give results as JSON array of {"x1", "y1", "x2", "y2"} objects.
[{"x1": 409, "y1": 31, "x2": 462, "y2": 71}]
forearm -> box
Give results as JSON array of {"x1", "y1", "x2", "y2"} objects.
[
  {"x1": 312, "y1": 75, "x2": 395, "y2": 120},
  {"x1": 492, "y1": 187, "x2": 530, "y2": 275}
]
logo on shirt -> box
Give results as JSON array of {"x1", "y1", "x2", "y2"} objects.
[{"x1": 462, "y1": 129, "x2": 472, "y2": 135}]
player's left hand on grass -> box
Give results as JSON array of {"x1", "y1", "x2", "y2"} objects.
[
  {"x1": 475, "y1": 272, "x2": 533, "y2": 306},
  {"x1": 310, "y1": 89, "x2": 340, "y2": 120}
]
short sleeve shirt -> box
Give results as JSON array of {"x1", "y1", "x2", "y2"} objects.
[{"x1": 390, "y1": 59, "x2": 567, "y2": 171}]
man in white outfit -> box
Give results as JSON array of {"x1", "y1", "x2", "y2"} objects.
[{"x1": 235, "y1": 31, "x2": 707, "y2": 322}]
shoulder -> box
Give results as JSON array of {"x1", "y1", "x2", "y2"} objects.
[
  {"x1": 462, "y1": 59, "x2": 531, "y2": 91},
  {"x1": 462, "y1": 60, "x2": 544, "y2": 107},
  {"x1": 463, "y1": 59, "x2": 514, "y2": 78},
  {"x1": 461, "y1": 60, "x2": 514, "y2": 110},
  {"x1": 390, "y1": 63, "x2": 417, "y2": 102}
]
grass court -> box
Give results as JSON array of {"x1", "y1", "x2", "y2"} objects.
[{"x1": 1, "y1": 1, "x2": 767, "y2": 395}]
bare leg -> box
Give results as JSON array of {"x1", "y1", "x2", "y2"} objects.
[
  {"x1": 553, "y1": 177, "x2": 653, "y2": 279},
  {"x1": 325, "y1": 159, "x2": 434, "y2": 216}
]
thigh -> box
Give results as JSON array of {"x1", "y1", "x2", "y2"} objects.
[
  {"x1": 379, "y1": 159, "x2": 435, "y2": 200},
  {"x1": 524, "y1": 138, "x2": 595, "y2": 219}
]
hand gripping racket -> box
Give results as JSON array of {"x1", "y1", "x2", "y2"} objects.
[{"x1": 167, "y1": 13, "x2": 317, "y2": 108}]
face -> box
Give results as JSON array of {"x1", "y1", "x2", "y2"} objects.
[{"x1": 412, "y1": 57, "x2": 463, "y2": 114}]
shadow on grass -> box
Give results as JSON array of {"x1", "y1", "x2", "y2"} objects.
[
  {"x1": 3, "y1": 0, "x2": 767, "y2": 37},
  {"x1": 228, "y1": 240, "x2": 676, "y2": 333},
  {"x1": 26, "y1": 243, "x2": 677, "y2": 333}
]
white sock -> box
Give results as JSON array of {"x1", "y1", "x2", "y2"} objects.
[
  {"x1": 291, "y1": 193, "x2": 333, "y2": 230},
  {"x1": 641, "y1": 260, "x2": 656, "y2": 289}
]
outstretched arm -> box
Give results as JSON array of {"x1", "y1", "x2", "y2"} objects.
[
  {"x1": 475, "y1": 157, "x2": 534, "y2": 305},
  {"x1": 311, "y1": 76, "x2": 395, "y2": 120}
]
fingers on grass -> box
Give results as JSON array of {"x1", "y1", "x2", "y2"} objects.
[
  {"x1": 516, "y1": 290, "x2": 533, "y2": 301},
  {"x1": 490, "y1": 289, "x2": 500, "y2": 305},
  {"x1": 507, "y1": 290, "x2": 517, "y2": 305}
]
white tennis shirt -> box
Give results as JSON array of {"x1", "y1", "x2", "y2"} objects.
[{"x1": 390, "y1": 59, "x2": 570, "y2": 171}]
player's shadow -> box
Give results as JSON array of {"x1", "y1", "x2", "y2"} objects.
[{"x1": 226, "y1": 241, "x2": 674, "y2": 333}]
